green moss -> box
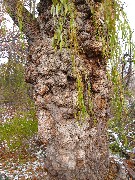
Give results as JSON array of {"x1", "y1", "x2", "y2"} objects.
[
  {"x1": 50, "y1": 0, "x2": 135, "y2": 152},
  {"x1": 0, "y1": 109, "x2": 38, "y2": 151}
]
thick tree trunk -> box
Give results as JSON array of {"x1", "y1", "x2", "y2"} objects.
[{"x1": 25, "y1": 0, "x2": 109, "y2": 179}]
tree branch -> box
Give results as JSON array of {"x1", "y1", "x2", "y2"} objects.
[{"x1": 3, "y1": 0, "x2": 40, "y2": 40}]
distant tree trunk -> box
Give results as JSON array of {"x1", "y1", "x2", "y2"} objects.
[{"x1": 4, "y1": 0, "x2": 110, "y2": 179}]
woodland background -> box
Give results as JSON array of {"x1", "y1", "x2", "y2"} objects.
[{"x1": 0, "y1": 0, "x2": 135, "y2": 179}]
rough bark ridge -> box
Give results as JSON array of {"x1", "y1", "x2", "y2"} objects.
[{"x1": 25, "y1": 0, "x2": 109, "y2": 179}]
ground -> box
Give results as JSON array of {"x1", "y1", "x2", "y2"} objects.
[{"x1": 0, "y1": 104, "x2": 135, "y2": 180}]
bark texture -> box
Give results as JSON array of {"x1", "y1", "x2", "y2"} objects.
[
  {"x1": 25, "y1": 0, "x2": 109, "y2": 179},
  {"x1": 5, "y1": 0, "x2": 110, "y2": 179}
]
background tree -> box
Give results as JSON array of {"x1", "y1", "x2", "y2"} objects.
[
  {"x1": 0, "y1": 1, "x2": 37, "y2": 154},
  {"x1": 108, "y1": 31, "x2": 135, "y2": 156},
  {"x1": 2, "y1": 0, "x2": 135, "y2": 179}
]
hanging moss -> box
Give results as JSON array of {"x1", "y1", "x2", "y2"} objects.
[
  {"x1": 51, "y1": 0, "x2": 135, "y2": 152},
  {"x1": 91, "y1": 0, "x2": 135, "y2": 152}
]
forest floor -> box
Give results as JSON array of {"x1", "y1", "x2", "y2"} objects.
[
  {"x1": 0, "y1": 104, "x2": 48, "y2": 180},
  {"x1": 0, "y1": 136, "x2": 48, "y2": 180},
  {"x1": 0, "y1": 104, "x2": 135, "y2": 180}
]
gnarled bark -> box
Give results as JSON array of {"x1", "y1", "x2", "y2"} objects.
[{"x1": 5, "y1": 0, "x2": 110, "y2": 179}]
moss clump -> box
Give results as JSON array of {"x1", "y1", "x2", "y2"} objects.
[{"x1": 0, "y1": 109, "x2": 38, "y2": 151}]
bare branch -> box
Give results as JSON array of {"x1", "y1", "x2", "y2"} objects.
[{"x1": 3, "y1": 0, "x2": 40, "y2": 40}]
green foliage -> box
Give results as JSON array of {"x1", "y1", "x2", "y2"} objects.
[
  {"x1": 0, "y1": 60, "x2": 37, "y2": 152},
  {"x1": 75, "y1": 74, "x2": 96, "y2": 124},
  {"x1": 51, "y1": 0, "x2": 92, "y2": 121},
  {"x1": 0, "y1": 60, "x2": 32, "y2": 107},
  {"x1": 75, "y1": 74, "x2": 88, "y2": 122},
  {"x1": 51, "y1": 0, "x2": 78, "y2": 51},
  {"x1": 51, "y1": 0, "x2": 135, "y2": 153},
  {"x1": 0, "y1": 108, "x2": 37, "y2": 151},
  {"x1": 95, "y1": 0, "x2": 135, "y2": 154},
  {"x1": 16, "y1": 1, "x2": 23, "y2": 32},
  {"x1": 85, "y1": 0, "x2": 135, "y2": 152},
  {"x1": 102, "y1": 0, "x2": 135, "y2": 153},
  {"x1": 1, "y1": 1, "x2": 37, "y2": 159}
]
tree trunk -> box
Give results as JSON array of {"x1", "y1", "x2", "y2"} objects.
[{"x1": 24, "y1": 0, "x2": 109, "y2": 179}]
